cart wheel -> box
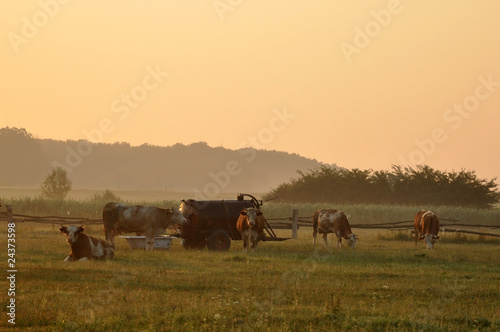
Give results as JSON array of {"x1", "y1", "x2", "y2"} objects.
[{"x1": 207, "y1": 230, "x2": 231, "y2": 251}]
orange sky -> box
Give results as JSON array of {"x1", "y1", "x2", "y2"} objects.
[{"x1": 1, "y1": 1, "x2": 499, "y2": 182}]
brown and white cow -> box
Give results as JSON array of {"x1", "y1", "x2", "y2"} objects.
[
  {"x1": 236, "y1": 208, "x2": 266, "y2": 252},
  {"x1": 103, "y1": 202, "x2": 187, "y2": 250},
  {"x1": 414, "y1": 210, "x2": 440, "y2": 249},
  {"x1": 60, "y1": 225, "x2": 114, "y2": 262},
  {"x1": 313, "y1": 209, "x2": 357, "y2": 248}
]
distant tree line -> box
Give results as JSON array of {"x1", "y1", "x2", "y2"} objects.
[
  {"x1": 264, "y1": 165, "x2": 499, "y2": 209},
  {"x1": 0, "y1": 126, "x2": 325, "y2": 192}
]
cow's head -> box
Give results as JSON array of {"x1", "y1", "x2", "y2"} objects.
[
  {"x1": 179, "y1": 200, "x2": 200, "y2": 223},
  {"x1": 171, "y1": 207, "x2": 188, "y2": 225},
  {"x1": 60, "y1": 225, "x2": 85, "y2": 245},
  {"x1": 240, "y1": 208, "x2": 263, "y2": 228},
  {"x1": 419, "y1": 234, "x2": 440, "y2": 249},
  {"x1": 347, "y1": 234, "x2": 358, "y2": 248}
]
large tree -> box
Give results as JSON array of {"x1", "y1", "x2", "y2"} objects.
[{"x1": 40, "y1": 167, "x2": 72, "y2": 199}]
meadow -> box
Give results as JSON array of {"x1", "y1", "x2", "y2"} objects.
[
  {"x1": 1, "y1": 225, "x2": 500, "y2": 331},
  {"x1": 1, "y1": 190, "x2": 500, "y2": 331}
]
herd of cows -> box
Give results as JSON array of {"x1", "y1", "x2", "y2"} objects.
[{"x1": 59, "y1": 201, "x2": 441, "y2": 261}]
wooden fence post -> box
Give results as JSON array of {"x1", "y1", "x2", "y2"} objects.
[{"x1": 292, "y1": 209, "x2": 298, "y2": 239}]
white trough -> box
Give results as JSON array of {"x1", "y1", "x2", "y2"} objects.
[{"x1": 120, "y1": 236, "x2": 173, "y2": 250}]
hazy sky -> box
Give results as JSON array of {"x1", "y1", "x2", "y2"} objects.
[{"x1": 1, "y1": 1, "x2": 499, "y2": 182}]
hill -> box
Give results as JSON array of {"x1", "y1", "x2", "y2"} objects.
[{"x1": 0, "y1": 127, "x2": 329, "y2": 194}]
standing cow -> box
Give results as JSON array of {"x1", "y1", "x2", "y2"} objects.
[
  {"x1": 414, "y1": 210, "x2": 440, "y2": 249},
  {"x1": 236, "y1": 208, "x2": 266, "y2": 252},
  {"x1": 313, "y1": 209, "x2": 357, "y2": 248},
  {"x1": 60, "y1": 225, "x2": 114, "y2": 261},
  {"x1": 103, "y1": 203, "x2": 187, "y2": 250}
]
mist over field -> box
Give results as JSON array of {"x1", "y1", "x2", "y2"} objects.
[{"x1": 0, "y1": 127, "x2": 328, "y2": 194}]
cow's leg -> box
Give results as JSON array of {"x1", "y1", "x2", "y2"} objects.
[
  {"x1": 313, "y1": 227, "x2": 317, "y2": 246},
  {"x1": 64, "y1": 255, "x2": 73, "y2": 262},
  {"x1": 250, "y1": 231, "x2": 258, "y2": 252},
  {"x1": 242, "y1": 230, "x2": 249, "y2": 252},
  {"x1": 107, "y1": 247, "x2": 115, "y2": 259},
  {"x1": 414, "y1": 230, "x2": 419, "y2": 247},
  {"x1": 336, "y1": 232, "x2": 342, "y2": 248},
  {"x1": 78, "y1": 257, "x2": 89, "y2": 261},
  {"x1": 322, "y1": 233, "x2": 328, "y2": 247},
  {"x1": 107, "y1": 230, "x2": 116, "y2": 249}
]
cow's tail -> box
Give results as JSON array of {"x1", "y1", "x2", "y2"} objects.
[{"x1": 312, "y1": 209, "x2": 320, "y2": 233}]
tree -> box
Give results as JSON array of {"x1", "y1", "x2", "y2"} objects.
[
  {"x1": 264, "y1": 165, "x2": 499, "y2": 208},
  {"x1": 41, "y1": 167, "x2": 72, "y2": 199}
]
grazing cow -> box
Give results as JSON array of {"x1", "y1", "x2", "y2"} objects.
[
  {"x1": 313, "y1": 209, "x2": 357, "y2": 248},
  {"x1": 236, "y1": 208, "x2": 266, "y2": 252},
  {"x1": 103, "y1": 203, "x2": 187, "y2": 250},
  {"x1": 414, "y1": 210, "x2": 440, "y2": 249},
  {"x1": 60, "y1": 225, "x2": 114, "y2": 262}
]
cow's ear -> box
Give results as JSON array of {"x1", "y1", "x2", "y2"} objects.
[
  {"x1": 240, "y1": 210, "x2": 247, "y2": 216},
  {"x1": 256, "y1": 210, "x2": 263, "y2": 216},
  {"x1": 419, "y1": 235, "x2": 425, "y2": 240},
  {"x1": 78, "y1": 225, "x2": 85, "y2": 233},
  {"x1": 60, "y1": 226, "x2": 68, "y2": 234},
  {"x1": 433, "y1": 235, "x2": 440, "y2": 239}
]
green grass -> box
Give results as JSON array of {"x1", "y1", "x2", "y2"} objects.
[
  {"x1": 1, "y1": 224, "x2": 500, "y2": 331},
  {"x1": 1, "y1": 191, "x2": 499, "y2": 330}
]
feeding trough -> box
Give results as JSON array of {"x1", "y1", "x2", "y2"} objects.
[{"x1": 120, "y1": 235, "x2": 173, "y2": 250}]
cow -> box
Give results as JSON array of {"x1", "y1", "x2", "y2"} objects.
[
  {"x1": 103, "y1": 203, "x2": 187, "y2": 250},
  {"x1": 236, "y1": 208, "x2": 266, "y2": 252},
  {"x1": 179, "y1": 199, "x2": 199, "y2": 228},
  {"x1": 60, "y1": 225, "x2": 114, "y2": 262},
  {"x1": 313, "y1": 209, "x2": 357, "y2": 248},
  {"x1": 414, "y1": 210, "x2": 440, "y2": 249}
]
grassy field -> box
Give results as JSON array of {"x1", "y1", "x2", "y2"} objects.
[
  {"x1": 1, "y1": 190, "x2": 499, "y2": 330},
  {"x1": 1, "y1": 222, "x2": 500, "y2": 331}
]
